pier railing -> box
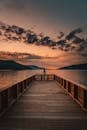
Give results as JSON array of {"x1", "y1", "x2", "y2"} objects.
[
  {"x1": 34, "y1": 74, "x2": 54, "y2": 81},
  {"x1": 0, "y1": 74, "x2": 87, "y2": 116},
  {"x1": 35, "y1": 74, "x2": 87, "y2": 111},
  {"x1": 54, "y1": 75, "x2": 87, "y2": 111},
  {"x1": 0, "y1": 75, "x2": 35, "y2": 116}
]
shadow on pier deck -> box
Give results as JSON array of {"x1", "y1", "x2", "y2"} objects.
[{"x1": 0, "y1": 74, "x2": 87, "y2": 130}]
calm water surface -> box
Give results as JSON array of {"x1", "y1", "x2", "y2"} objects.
[
  {"x1": 0, "y1": 70, "x2": 42, "y2": 89},
  {"x1": 0, "y1": 70, "x2": 87, "y2": 90},
  {"x1": 47, "y1": 70, "x2": 87, "y2": 87}
]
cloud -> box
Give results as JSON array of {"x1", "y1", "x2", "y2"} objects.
[{"x1": 66, "y1": 28, "x2": 83, "y2": 40}]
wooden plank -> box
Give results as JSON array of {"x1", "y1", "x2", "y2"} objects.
[{"x1": 0, "y1": 81, "x2": 87, "y2": 130}]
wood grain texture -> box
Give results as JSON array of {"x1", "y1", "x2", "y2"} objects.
[{"x1": 0, "y1": 81, "x2": 87, "y2": 130}]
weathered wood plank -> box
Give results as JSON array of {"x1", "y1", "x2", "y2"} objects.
[{"x1": 0, "y1": 80, "x2": 87, "y2": 130}]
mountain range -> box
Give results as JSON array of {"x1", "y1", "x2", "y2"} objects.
[
  {"x1": 0, "y1": 21, "x2": 87, "y2": 54},
  {"x1": 0, "y1": 60, "x2": 42, "y2": 70},
  {"x1": 59, "y1": 63, "x2": 87, "y2": 70}
]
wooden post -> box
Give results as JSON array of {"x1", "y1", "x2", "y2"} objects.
[
  {"x1": 0, "y1": 93, "x2": 2, "y2": 113},
  {"x1": 84, "y1": 90, "x2": 87, "y2": 109},
  {"x1": 26, "y1": 80, "x2": 27, "y2": 89},
  {"x1": 1, "y1": 90, "x2": 8, "y2": 110},
  {"x1": 14, "y1": 85, "x2": 17, "y2": 99},
  {"x1": 64, "y1": 80, "x2": 66, "y2": 89},
  {"x1": 68, "y1": 82, "x2": 71, "y2": 93},
  {"x1": 24, "y1": 80, "x2": 26, "y2": 89},
  {"x1": 54, "y1": 75, "x2": 55, "y2": 80},
  {"x1": 23, "y1": 81, "x2": 25, "y2": 92},
  {"x1": 74, "y1": 85, "x2": 78, "y2": 99}
]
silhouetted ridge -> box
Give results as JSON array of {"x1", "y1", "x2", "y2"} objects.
[
  {"x1": 59, "y1": 63, "x2": 87, "y2": 70},
  {"x1": 0, "y1": 60, "x2": 42, "y2": 70}
]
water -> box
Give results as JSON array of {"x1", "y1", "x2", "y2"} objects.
[
  {"x1": 0, "y1": 70, "x2": 87, "y2": 90},
  {"x1": 47, "y1": 70, "x2": 87, "y2": 87},
  {"x1": 0, "y1": 70, "x2": 42, "y2": 89}
]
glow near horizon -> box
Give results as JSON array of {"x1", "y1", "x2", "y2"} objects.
[
  {"x1": 0, "y1": 0, "x2": 87, "y2": 59},
  {"x1": 0, "y1": 41, "x2": 64, "y2": 57}
]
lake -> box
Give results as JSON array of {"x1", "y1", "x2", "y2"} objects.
[
  {"x1": 0, "y1": 70, "x2": 87, "y2": 90},
  {"x1": 47, "y1": 70, "x2": 87, "y2": 86}
]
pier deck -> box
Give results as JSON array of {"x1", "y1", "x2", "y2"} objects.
[{"x1": 0, "y1": 80, "x2": 87, "y2": 130}]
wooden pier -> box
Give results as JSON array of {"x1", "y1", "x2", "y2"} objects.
[{"x1": 0, "y1": 74, "x2": 87, "y2": 130}]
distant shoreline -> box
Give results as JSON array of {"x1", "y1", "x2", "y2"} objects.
[
  {"x1": 59, "y1": 63, "x2": 87, "y2": 70},
  {"x1": 0, "y1": 60, "x2": 43, "y2": 70}
]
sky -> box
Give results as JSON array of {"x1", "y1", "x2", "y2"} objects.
[{"x1": 0, "y1": 0, "x2": 87, "y2": 39}]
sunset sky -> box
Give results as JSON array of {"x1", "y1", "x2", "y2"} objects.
[
  {"x1": 0, "y1": 0, "x2": 87, "y2": 38},
  {"x1": 0, "y1": 0, "x2": 87, "y2": 65}
]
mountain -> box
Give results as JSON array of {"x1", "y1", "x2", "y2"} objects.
[
  {"x1": 59, "y1": 63, "x2": 87, "y2": 70},
  {"x1": 0, "y1": 60, "x2": 42, "y2": 70}
]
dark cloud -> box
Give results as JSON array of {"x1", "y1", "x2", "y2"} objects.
[
  {"x1": 58, "y1": 32, "x2": 64, "y2": 39},
  {"x1": 66, "y1": 28, "x2": 83, "y2": 40}
]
